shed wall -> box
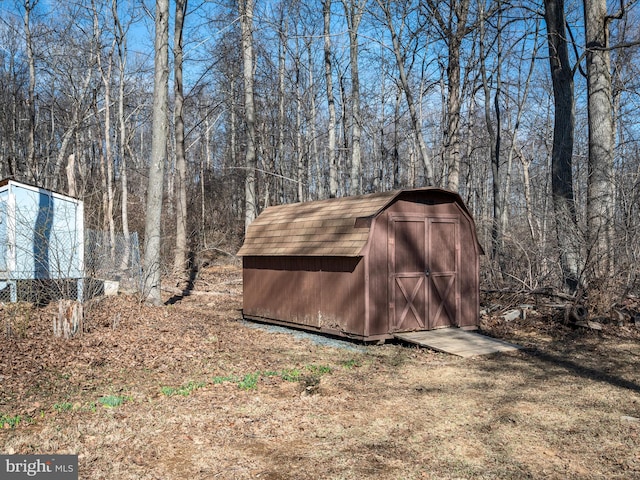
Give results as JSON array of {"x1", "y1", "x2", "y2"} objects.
[
  {"x1": 243, "y1": 256, "x2": 367, "y2": 337},
  {"x1": 0, "y1": 181, "x2": 84, "y2": 281}
]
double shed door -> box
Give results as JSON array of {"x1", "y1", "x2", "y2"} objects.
[{"x1": 389, "y1": 216, "x2": 459, "y2": 332}]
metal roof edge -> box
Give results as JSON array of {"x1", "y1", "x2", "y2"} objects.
[{"x1": 0, "y1": 178, "x2": 82, "y2": 203}]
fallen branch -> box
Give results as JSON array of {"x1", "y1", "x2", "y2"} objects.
[
  {"x1": 161, "y1": 286, "x2": 227, "y2": 296},
  {"x1": 195, "y1": 279, "x2": 242, "y2": 288},
  {"x1": 482, "y1": 286, "x2": 578, "y2": 302}
]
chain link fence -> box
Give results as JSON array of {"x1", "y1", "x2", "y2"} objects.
[
  {"x1": 0, "y1": 230, "x2": 142, "y2": 304},
  {"x1": 84, "y1": 229, "x2": 142, "y2": 297}
]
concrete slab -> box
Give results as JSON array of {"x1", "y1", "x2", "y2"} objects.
[{"x1": 394, "y1": 329, "x2": 521, "y2": 358}]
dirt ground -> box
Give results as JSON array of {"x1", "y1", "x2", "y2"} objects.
[{"x1": 1, "y1": 264, "x2": 640, "y2": 479}]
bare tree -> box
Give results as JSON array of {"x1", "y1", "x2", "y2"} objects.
[
  {"x1": 306, "y1": 36, "x2": 323, "y2": 200},
  {"x1": 423, "y1": 0, "x2": 474, "y2": 191},
  {"x1": 2, "y1": 0, "x2": 639, "y2": 306},
  {"x1": 142, "y1": 0, "x2": 170, "y2": 305},
  {"x1": 610, "y1": 10, "x2": 640, "y2": 295},
  {"x1": 95, "y1": 5, "x2": 117, "y2": 262},
  {"x1": 173, "y1": 0, "x2": 188, "y2": 274},
  {"x1": 293, "y1": 36, "x2": 305, "y2": 202},
  {"x1": 478, "y1": 0, "x2": 504, "y2": 272},
  {"x1": 323, "y1": 0, "x2": 339, "y2": 198},
  {"x1": 239, "y1": 0, "x2": 257, "y2": 228},
  {"x1": 543, "y1": 0, "x2": 581, "y2": 292},
  {"x1": 584, "y1": 0, "x2": 616, "y2": 287},
  {"x1": 112, "y1": 0, "x2": 132, "y2": 272},
  {"x1": 23, "y1": 0, "x2": 38, "y2": 183},
  {"x1": 342, "y1": 0, "x2": 366, "y2": 196},
  {"x1": 375, "y1": 0, "x2": 434, "y2": 185},
  {"x1": 274, "y1": 6, "x2": 287, "y2": 205}
]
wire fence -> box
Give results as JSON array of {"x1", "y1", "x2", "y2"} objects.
[
  {"x1": 84, "y1": 229, "x2": 143, "y2": 295},
  {"x1": 0, "y1": 229, "x2": 142, "y2": 303}
]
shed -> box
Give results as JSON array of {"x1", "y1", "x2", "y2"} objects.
[
  {"x1": 238, "y1": 187, "x2": 482, "y2": 342},
  {"x1": 0, "y1": 179, "x2": 84, "y2": 302}
]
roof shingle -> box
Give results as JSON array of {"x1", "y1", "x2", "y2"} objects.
[{"x1": 237, "y1": 190, "x2": 399, "y2": 257}]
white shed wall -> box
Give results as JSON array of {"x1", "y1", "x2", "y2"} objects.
[{"x1": 0, "y1": 181, "x2": 84, "y2": 281}]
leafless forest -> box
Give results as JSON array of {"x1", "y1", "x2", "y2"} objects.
[{"x1": 1, "y1": 0, "x2": 639, "y2": 311}]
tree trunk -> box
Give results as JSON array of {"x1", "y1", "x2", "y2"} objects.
[
  {"x1": 323, "y1": 0, "x2": 339, "y2": 198},
  {"x1": 342, "y1": 0, "x2": 365, "y2": 196},
  {"x1": 97, "y1": 34, "x2": 117, "y2": 263},
  {"x1": 173, "y1": 0, "x2": 188, "y2": 274},
  {"x1": 339, "y1": 67, "x2": 349, "y2": 194},
  {"x1": 66, "y1": 154, "x2": 77, "y2": 197},
  {"x1": 584, "y1": 0, "x2": 615, "y2": 284},
  {"x1": 544, "y1": 0, "x2": 581, "y2": 292},
  {"x1": 307, "y1": 38, "x2": 323, "y2": 200},
  {"x1": 295, "y1": 51, "x2": 304, "y2": 202},
  {"x1": 240, "y1": 0, "x2": 257, "y2": 229},
  {"x1": 393, "y1": 89, "x2": 401, "y2": 189},
  {"x1": 201, "y1": 114, "x2": 210, "y2": 249},
  {"x1": 142, "y1": 0, "x2": 170, "y2": 306},
  {"x1": 444, "y1": 37, "x2": 463, "y2": 191},
  {"x1": 113, "y1": 0, "x2": 131, "y2": 272},
  {"x1": 424, "y1": 0, "x2": 472, "y2": 191},
  {"x1": 491, "y1": 78, "x2": 503, "y2": 263},
  {"x1": 275, "y1": 15, "x2": 286, "y2": 205},
  {"x1": 479, "y1": 0, "x2": 504, "y2": 279},
  {"x1": 519, "y1": 153, "x2": 536, "y2": 241},
  {"x1": 23, "y1": 0, "x2": 37, "y2": 183}
]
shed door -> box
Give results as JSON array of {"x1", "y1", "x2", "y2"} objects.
[
  {"x1": 390, "y1": 219, "x2": 427, "y2": 331},
  {"x1": 427, "y1": 218, "x2": 459, "y2": 329},
  {"x1": 390, "y1": 217, "x2": 459, "y2": 331}
]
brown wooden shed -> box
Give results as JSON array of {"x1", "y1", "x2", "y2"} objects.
[{"x1": 238, "y1": 188, "x2": 483, "y2": 342}]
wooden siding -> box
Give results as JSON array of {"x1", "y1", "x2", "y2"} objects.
[{"x1": 243, "y1": 256, "x2": 366, "y2": 337}]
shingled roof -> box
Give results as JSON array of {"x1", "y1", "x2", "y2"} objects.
[
  {"x1": 238, "y1": 187, "x2": 475, "y2": 257},
  {"x1": 237, "y1": 190, "x2": 402, "y2": 257}
]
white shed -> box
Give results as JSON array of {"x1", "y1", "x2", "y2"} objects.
[{"x1": 0, "y1": 179, "x2": 84, "y2": 302}]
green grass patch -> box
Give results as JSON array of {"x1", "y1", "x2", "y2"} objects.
[
  {"x1": 212, "y1": 375, "x2": 238, "y2": 385},
  {"x1": 53, "y1": 402, "x2": 74, "y2": 412},
  {"x1": 279, "y1": 368, "x2": 302, "y2": 382},
  {"x1": 161, "y1": 386, "x2": 178, "y2": 396},
  {"x1": 98, "y1": 395, "x2": 127, "y2": 408},
  {"x1": 0, "y1": 413, "x2": 25, "y2": 428},
  {"x1": 161, "y1": 381, "x2": 206, "y2": 397},
  {"x1": 238, "y1": 373, "x2": 260, "y2": 390},
  {"x1": 247, "y1": 365, "x2": 333, "y2": 388},
  {"x1": 306, "y1": 364, "x2": 333, "y2": 375},
  {"x1": 340, "y1": 358, "x2": 361, "y2": 369},
  {"x1": 209, "y1": 365, "x2": 335, "y2": 391}
]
